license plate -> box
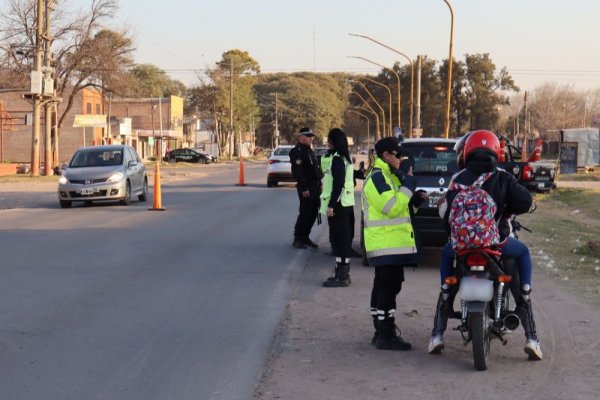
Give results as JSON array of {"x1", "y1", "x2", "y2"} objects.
[
  {"x1": 428, "y1": 194, "x2": 442, "y2": 208},
  {"x1": 536, "y1": 176, "x2": 549, "y2": 181},
  {"x1": 80, "y1": 188, "x2": 94, "y2": 195}
]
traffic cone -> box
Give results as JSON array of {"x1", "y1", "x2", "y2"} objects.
[
  {"x1": 148, "y1": 161, "x2": 166, "y2": 211},
  {"x1": 499, "y1": 140, "x2": 506, "y2": 162},
  {"x1": 528, "y1": 139, "x2": 542, "y2": 162},
  {"x1": 236, "y1": 157, "x2": 247, "y2": 186}
]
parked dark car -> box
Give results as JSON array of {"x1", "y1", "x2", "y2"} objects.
[
  {"x1": 165, "y1": 148, "x2": 211, "y2": 164},
  {"x1": 401, "y1": 138, "x2": 459, "y2": 247}
]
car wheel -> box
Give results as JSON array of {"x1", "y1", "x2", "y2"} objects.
[
  {"x1": 169, "y1": 157, "x2": 176, "y2": 164},
  {"x1": 267, "y1": 179, "x2": 277, "y2": 188},
  {"x1": 138, "y1": 178, "x2": 148, "y2": 201},
  {"x1": 59, "y1": 200, "x2": 72, "y2": 208},
  {"x1": 120, "y1": 181, "x2": 131, "y2": 205},
  {"x1": 84, "y1": 200, "x2": 93, "y2": 207}
]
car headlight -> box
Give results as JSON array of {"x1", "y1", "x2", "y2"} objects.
[
  {"x1": 58, "y1": 175, "x2": 69, "y2": 185},
  {"x1": 107, "y1": 172, "x2": 125, "y2": 183}
]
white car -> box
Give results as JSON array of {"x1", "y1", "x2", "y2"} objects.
[{"x1": 267, "y1": 145, "x2": 294, "y2": 187}]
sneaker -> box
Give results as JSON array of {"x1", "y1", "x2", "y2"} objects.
[
  {"x1": 322, "y1": 277, "x2": 350, "y2": 287},
  {"x1": 524, "y1": 339, "x2": 543, "y2": 360},
  {"x1": 428, "y1": 335, "x2": 445, "y2": 354}
]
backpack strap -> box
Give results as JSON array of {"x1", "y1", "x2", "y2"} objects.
[{"x1": 450, "y1": 171, "x2": 495, "y2": 191}]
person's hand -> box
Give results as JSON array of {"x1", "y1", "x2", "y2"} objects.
[
  {"x1": 436, "y1": 196, "x2": 445, "y2": 207},
  {"x1": 406, "y1": 166, "x2": 413, "y2": 176},
  {"x1": 326, "y1": 207, "x2": 334, "y2": 217},
  {"x1": 302, "y1": 190, "x2": 310, "y2": 198}
]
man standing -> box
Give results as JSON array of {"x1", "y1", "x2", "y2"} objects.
[
  {"x1": 289, "y1": 127, "x2": 322, "y2": 249},
  {"x1": 362, "y1": 137, "x2": 427, "y2": 350}
]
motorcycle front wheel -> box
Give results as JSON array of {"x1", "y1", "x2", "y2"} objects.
[{"x1": 469, "y1": 307, "x2": 491, "y2": 371}]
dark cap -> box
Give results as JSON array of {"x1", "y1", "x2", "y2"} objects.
[
  {"x1": 375, "y1": 137, "x2": 401, "y2": 157},
  {"x1": 296, "y1": 127, "x2": 315, "y2": 137}
]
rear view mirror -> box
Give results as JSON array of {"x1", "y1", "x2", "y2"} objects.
[{"x1": 128, "y1": 160, "x2": 137, "y2": 168}]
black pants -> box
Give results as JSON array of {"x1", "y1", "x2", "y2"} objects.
[
  {"x1": 294, "y1": 184, "x2": 319, "y2": 238},
  {"x1": 370, "y1": 265, "x2": 405, "y2": 312},
  {"x1": 327, "y1": 204, "x2": 354, "y2": 259}
]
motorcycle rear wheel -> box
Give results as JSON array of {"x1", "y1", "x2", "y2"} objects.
[{"x1": 470, "y1": 308, "x2": 491, "y2": 371}]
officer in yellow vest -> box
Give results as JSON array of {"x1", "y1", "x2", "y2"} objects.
[
  {"x1": 320, "y1": 128, "x2": 356, "y2": 287},
  {"x1": 362, "y1": 136, "x2": 427, "y2": 350}
]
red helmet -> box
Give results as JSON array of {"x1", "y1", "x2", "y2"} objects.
[{"x1": 462, "y1": 130, "x2": 500, "y2": 163}]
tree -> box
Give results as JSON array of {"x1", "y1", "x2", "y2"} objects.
[
  {"x1": 0, "y1": 0, "x2": 135, "y2": 161},
  {"x1": 254, "y1": 72, "x2": 349, "y2": 145},
  {"x1": 125, "y1": 63, "x2": 185, "y2": 98}
]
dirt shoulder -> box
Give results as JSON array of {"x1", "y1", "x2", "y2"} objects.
[{"x1": 257, "y1": 200, "x2": 600, "y2": 399}]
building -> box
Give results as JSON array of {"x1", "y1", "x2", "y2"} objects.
[{"x1": 0, "y1": 88, "x2": 184, "y2": 164}]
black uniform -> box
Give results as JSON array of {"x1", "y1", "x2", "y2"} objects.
[{"x1": 289, "y1": 143, "x2": 322, "y2": 241}]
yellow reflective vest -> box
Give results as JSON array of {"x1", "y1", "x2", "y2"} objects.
[
  {"x1": 361, "y1": 157, "x2": 417, "y2": 266},
  {"x1": 320, "y1": 152, "x2": 355, "y2": 214}
]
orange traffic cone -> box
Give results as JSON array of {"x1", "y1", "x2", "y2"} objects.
[
  {"x1": 236, "y1": 157, "x2": 247, "y2": 186},
  {"x1": 148, "y1": 161, "x2": 166, "y2": 211}
]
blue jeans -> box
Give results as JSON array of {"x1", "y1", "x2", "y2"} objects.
[{"x1": 439, "y1": 237, "x2": 532, "y2": 286}]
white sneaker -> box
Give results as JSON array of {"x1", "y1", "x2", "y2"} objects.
[
  {"x1": 428, "y1": 335, "x2": 445, "y2": 354},
  {"x1": 524, "y1": 339, "x2": 543, "y2": 360}
]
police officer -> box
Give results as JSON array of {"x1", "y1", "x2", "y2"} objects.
[
  {"x1": 290, "y1": 127, "x2": 322, "y2": 249},
  {"x1": 362, "y1": 137, "x2": 427, "y2": 350}
]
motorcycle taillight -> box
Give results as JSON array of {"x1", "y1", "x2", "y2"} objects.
[{"x1": 465, "y1": 253, "x2": 488, "y2": 271}]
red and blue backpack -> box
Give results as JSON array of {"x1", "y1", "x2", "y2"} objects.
[{"x1": 448, "y1": 172, "x2": 500, "y2": 250}]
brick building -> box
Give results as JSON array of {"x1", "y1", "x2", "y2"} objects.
[{"x1": 0, "y1": 89, "x2": 184, "y2": 164}]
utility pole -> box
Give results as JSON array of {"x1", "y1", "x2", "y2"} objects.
[
  {"x1": 521, "y1": 91, "x2": 528, "y2": 161},
  {"x1": 415, "y1": 56, "x2": 422, "y2": 134},
  {"x1": 229, "y1": 56, "x2": 234, "y2": 160},
  {"x1": 274, "y1": 92, "x2": 279, "y2": 148},
  {"x1": 43, "y1": 0, "x2": 53, "y2": 175},
  {"x1": 30, "y1": 0, "x2": 44, "y2": 176}
]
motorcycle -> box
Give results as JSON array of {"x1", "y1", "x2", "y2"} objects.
[{"x1": 446, "y1": 218, "x2": 531, "y2": 371}]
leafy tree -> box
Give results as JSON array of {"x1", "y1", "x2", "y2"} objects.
[
  {"x1": 125, "y1": 64, "x2": 185, "y2": 97},
  {"x1": 254, "y1": 72, "x2": 350, "y2": 145},
  {"x1": 0, "y1": 0, "x2": 134, "y2": 161}
]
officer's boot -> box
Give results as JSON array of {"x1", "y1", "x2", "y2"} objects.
[
  {"x1": 303, "y1": 236, "x2": 319, "y2": 249},
  {"x1": 428, "y1": 284, "x2": 454, "y2": 354},
  {"x1": 370, "y1": 308, "x2": 378, "y2": 345},
  {"x1": 375, "y1": 311, "x2": 412, "y2": 351},
  {"x1": 292, "y1": 236, "x2": 307, "y2": 249},
  {"x1": 323, "y1": 258, "x2": 351, "y2": 287},
  {"x1": 516, "y1": 284, "x2": 543, "y2": 361}
]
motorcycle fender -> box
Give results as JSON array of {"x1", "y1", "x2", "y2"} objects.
[
  {"x1": 459, "y1": 276, "x2": 494, "y2": 302},
  {"x1": 465, "y1": 301, "x2": 486, "y2": 313}
]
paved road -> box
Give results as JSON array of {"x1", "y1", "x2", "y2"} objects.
[{"x1": 0, "y1": 162, "x2": 321, "y2": 400}]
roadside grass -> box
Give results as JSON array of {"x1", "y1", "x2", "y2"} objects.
[
  {"x1": 0, "y1": 174, "x2": 58, "y2": 182},
  {"x1": 519, "y1": 188, "x2": 600, "y2": 306},
  {"x1": 557, "y1": 170, "x2": 600, "y2": 181}
]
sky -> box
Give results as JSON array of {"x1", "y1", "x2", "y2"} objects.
[{"x1": 74, "y1": 0, "x2": 600, "y2": 91}]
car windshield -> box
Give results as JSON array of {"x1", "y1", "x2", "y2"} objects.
[
  {"x1": 401, "y1": 144, "x2": 458, "y2": 175},
  {"x1": 274, "y1": 147, "x2": 292, "y2": 156},
  {"x1": 70, "y1": 149, "x2": 124, "y2": 168}
]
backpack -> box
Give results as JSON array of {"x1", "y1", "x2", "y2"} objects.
[{"x1": 448, "y1": 172, "x2": 500, "y2": 250}]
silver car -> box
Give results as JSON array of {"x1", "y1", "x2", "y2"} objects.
[{"x1": 57, "y1": 145, "x2": 148, "y2": 208}]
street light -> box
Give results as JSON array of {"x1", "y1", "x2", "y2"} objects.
[
  {"x1": 347, "y1": 109, "x2": 371, "y2": 150},
  {"x1": 360, "y1": 76, "x2": 392, "y2": 140},
  {"x1": 348, "y1": 35, "x2": 414, "y2": 137},
  {"x1": 349, "y1": 92, "x2": 381, "y2": 140},
  {"x1": 443, "y1": 0, "x2": 455, "y2": 138},
  {"x1": 350, "y1": 80, "x2": 387, "y2": 137},
  {"x1": 348, "y1": 56, "x2": 401, "y2": 133}
]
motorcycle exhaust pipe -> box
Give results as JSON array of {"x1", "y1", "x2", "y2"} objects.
[{"x1": 503, "y1": 313, "x2": 520, "y2": 330}]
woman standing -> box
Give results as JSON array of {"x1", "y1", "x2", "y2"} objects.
[{"x1": 320, "y1": 128, "x2": 355, "y2": 287}]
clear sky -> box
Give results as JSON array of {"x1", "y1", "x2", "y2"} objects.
[{"x1": 79, "y1": 0, "x2": 600, "y2": 91}]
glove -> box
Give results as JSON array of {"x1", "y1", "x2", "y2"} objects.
[
  {"x1": 409, "y1": 190, "x2": 428, "y2": 207},
  {"x1": 399, "y1": 157, "x2": 414, "y2": 174}
]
